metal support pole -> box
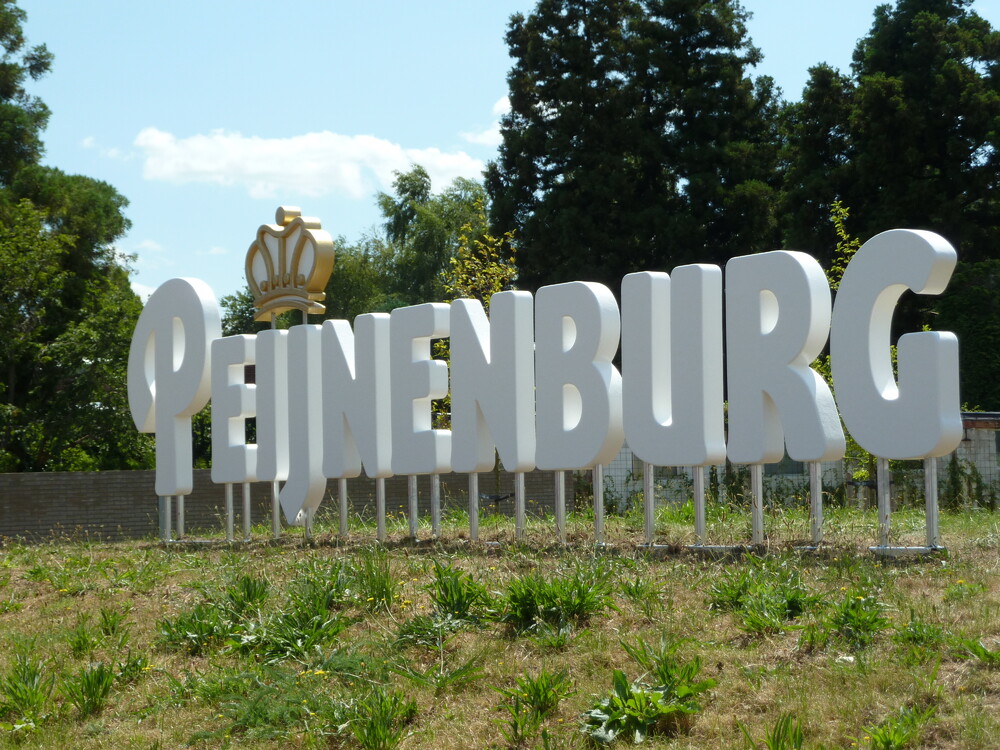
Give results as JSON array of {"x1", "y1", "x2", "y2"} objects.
[
  {"x1": 468, "y1": 473, "x2": 479, "y2": 542},
  {"x1": 304, "y1": 506, "x2": 314, "y2": 542},
  {"x1": 430, "y1": 474, "x2": 441, "y2": 538},
  {"x1": 224, "y1": 483, "x2": 234, "y2": 542},
  {"x1": 514, "y1": 472, "x2": 526, "y2": 540},
  {"x1": 242, "y1": 481, "x2": 252, "y2": 542},
  {"x1": 810, "y1": 462, "x2": 823, "y2": 545},
  {"x1": 376, "y1": 478, "x2": 386, "y2": 543},
  {"x1": 643, "y1": 462, "x2": 655, "y2": 545},
  {"x1": 338, "y1": 477, "x2": 349, "y2": 538},
  {"x1": 555, "y1": 470, "x2": 566, "y2": 544},
  {"x1": 160, "y1": 496, "x2": 172, "y2": 542},
  {"x1": 694, "y1": 466, "x2": 706, "y2": 544},
  {"x1": 925, "y1": 457, "x2": 940, "y2": 548},
  {"x1": 271, "y1": 481, "x2": 281, "y2": 539},
  {"x1": 594, "y1": 464, "x2": 605, "y2": 545},
  {"x1": 877, "y1": 457, "x2": 891, "y2": 548},
  {"x1": 750, "y1": 464, "x2": 764, "y2": 546},
  {"x1": 407, "y1": 475, "x2": 418, "y2": 540},
  {"x1": 175, "y1": 495, "x2": 184, "y2": 539}
]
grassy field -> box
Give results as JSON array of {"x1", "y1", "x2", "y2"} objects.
[{"x1": 0, "y1": 503, "x2": 996, "y2": 749}]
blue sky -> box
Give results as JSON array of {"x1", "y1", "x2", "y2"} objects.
[{"x1": 20, "y1": 0, "x2": 1000, "y2": 302}]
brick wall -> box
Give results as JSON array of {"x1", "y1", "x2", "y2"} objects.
[{"x1": 0, "y1": 468, "x2": 578, "y2": 541}]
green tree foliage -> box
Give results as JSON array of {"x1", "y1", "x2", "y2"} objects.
[
  {"x1": 486, "y1": 0, "x2": 782, "y2": 293},
  {"x1": 936, "y1": 259, "x2": 1000, "y2": 409},
  {"x1": 0, "y1": 0, "x2": 50, "y2": 184},
  {"x1": 782, "y1": 0, "x2": 1000, "y2": 406},
  {"x1": 0, "y1": 202, "x2": 150, "y2": 470},
  {"x1": 376, "y1": 165, "x2": 488, "y2": 306},
  {"x1": 441, "y1": 197, "x2": 517, "y2": 309},
  {"x1": 0, "y1": 1, "x2": 148, "y2": 470},
  {"x1": 323, "y1": 234, "x2": 407, "y2": 320},
  {"x1": 433, "y1": 197, "x2": 518, "y2": 430},
  {"x1": 783, "y1": 0, "x2": 1000, "y2": 268}
]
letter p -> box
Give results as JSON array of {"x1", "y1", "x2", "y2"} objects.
[{"x1": 127, "y1": 278, "x2": 221, "y2": 495}]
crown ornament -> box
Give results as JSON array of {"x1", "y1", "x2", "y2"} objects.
[{"x1": 245, "y1": 206, "x2": 335, "y2": 321}]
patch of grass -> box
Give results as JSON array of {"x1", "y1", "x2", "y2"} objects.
[
  {"x1": 502, "y1": 559, "x2": 616, "y2": 632},
  {"x1": 157, "y1": 601, "x2": 228, "y2": 656},
  {"x1": 62, "y1": 662, "x2": 115, "y2": 718},
  {"x1": 708, "y1": 557, "x2": 823, "y2": 635},
  {"x1": 827, "y1": 590, "x2": 891, "y2": 650},
  {"x1": 350, "y1": 687, "x2": 417, "y2": 750},
  {"x1": 223, "y1": 572, "x2": 270, "y2": 617},
  {"x1": 67, "y1": 613, "x2": 100, "y2": 659},
  {"x1": 955, "y1": 638, "x2": 1000, "y2": 667},
  {"x1": 0, "y1": 507, "x2": 993, "y2": 748},
  {"x1": 428, "y1": 560, "x2": 493, "y2": 622},
  {"x1": 355, "y1": 545, "x2": 398, "y2": 612},
  {"x1": 581, "y1": 661, "x2": 714, "y2": 745},
  {"x1": 739, "y1": 712, "x2": 804, "y2": 749},
  {"x1": 620, "y1": 574, "x2": 664, "y2": 618},
  {"x1": 856, "y1": 705, "x2": 934, "y2": 750},
  {"x1": 0, "y1": 651, "x2": 53, "y2": 727},
  {"x1": 494, "y1": 667, "x2": 573, "y2": 719}
]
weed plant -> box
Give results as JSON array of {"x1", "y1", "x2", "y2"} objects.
[
  {"x1": 355, "y1": 545, "x2": 398, "y2": 611},
  {"x1": 62, "y1": 662, "x2": 115, "y2": 718},
  {"x1": 428, "y1": 560, "x2": 493, "y2": 621},
  {"x1": 502, "y1": 559, "x2": 616, "y2": 632},
  {"x1": 581, "y1": 664, "x2": 714, "y2": 745},
  {"x1": 739, "y1": 713, "x2": 804, "y2": 749},
  {"x1": 0, "y1": 652, "x2": 53, "y2": 727},
  {"x1": 857, "y1": 705, "x2": 934, "y2": 750},
  {"x1": 708, "y1": 557, "x2": 823, "y2": 635},
  {"x1": 350, "y1": 687, "x2": 417, "y2": 750},
  {"x1": 494, "y1": 668, "x2": 573, "y2": 719},
  {"x1": 956, "y1": 638, "x2": 1000, "y2": 667}
]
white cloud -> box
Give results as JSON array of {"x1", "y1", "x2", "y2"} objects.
[
  {"x1": 461, "y1": 123, "x2": 502, "y2": 147},
  {"x1": 199, "y1": 246, "x2": 229, "y2": 256},
  {"x1": 131, "y1": 281, "x2": 156, "y2": 301},
  {"x1": 461, "y1": 96, "x2": 511, "y2": 148},
  {"x1": 81, "y1": 135, "x2": 126, "y2": 160},
  {"x1": 134, "y1": 127, "x2": 485, "y2": 199},
  {"x1": 493, "y1": 96, "x2": 511, "y2": 116},
  {"x1": 136, "y1": 239, "x2": 164, "y2": 252},
  {"x1": 132, "y1": 239, "x2": 173, "y2": 272}
]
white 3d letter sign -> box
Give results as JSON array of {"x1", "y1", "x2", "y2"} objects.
[
  {"x1": 128, "y1": 209, "x2": 964, "y2": 523},
  {"x1": 726, "y1": 251, "x2": 846, "y2": 464},
  {"x1": 831, "y1": 230, "x2": 961, "y2": 459},
  {"x1": 128, "y1": 277, "x2": 220, "y2": 496}
]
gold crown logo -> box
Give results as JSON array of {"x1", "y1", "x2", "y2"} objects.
[{"x1": 246, "y1": 206, "x2": 335, "y2": 321}]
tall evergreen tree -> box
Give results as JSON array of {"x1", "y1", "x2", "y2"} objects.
[
  {"x1": 486, "y1": 0, "x2": 782, "y2": 293},
  {"x1": 782, "y1": 0, "x2": 1000, "y2": 265},
  {"x1": 782, "y1": 0, "x2": 1000, "y2": 407}
]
